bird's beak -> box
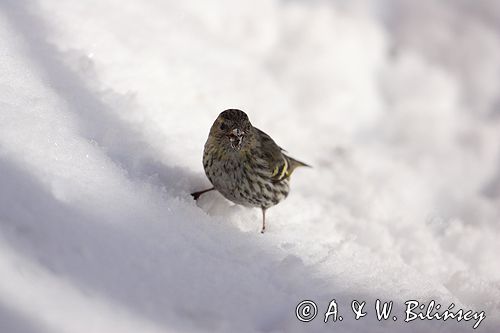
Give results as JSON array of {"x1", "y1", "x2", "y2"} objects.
[{"x1": 229, "y1": 128, "x2": 245, "y2": 150}]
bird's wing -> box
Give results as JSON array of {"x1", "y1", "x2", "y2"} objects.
[{"x1": 255, "y1": 128, "x2": 310, "y2": 182}]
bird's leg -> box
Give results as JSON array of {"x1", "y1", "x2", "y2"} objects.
[
  {"x1": 261, "y1": 208, "x2": 267, "y2": 234},
  {"x1": 191, "y1": 187, "x2": 215, "y2": 200}
]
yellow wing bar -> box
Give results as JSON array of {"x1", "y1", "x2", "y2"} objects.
[{"x1": 271, "y1": 157, "x2": 289, "y2": 180}]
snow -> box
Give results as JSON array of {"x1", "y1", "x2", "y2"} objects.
[{"x1": 0, "y1": 0, "x2": 499, "y2": 332}]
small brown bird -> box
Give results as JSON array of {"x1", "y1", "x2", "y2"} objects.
[{"x1": 192, "y1": 109, "x2": 309, "y2": 233}]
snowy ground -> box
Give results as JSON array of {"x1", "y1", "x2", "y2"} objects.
[{"x1": 1, "y1": 0, "x2": 499, "y2": 332}]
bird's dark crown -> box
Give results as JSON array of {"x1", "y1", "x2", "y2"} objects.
[{"x1": 220, "y1": 109, "x2": 249, "y2": 123}]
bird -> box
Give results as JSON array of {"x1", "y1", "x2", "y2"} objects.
[{"x1": 191, "y1": 109, "x2": 309, "y2": 233}]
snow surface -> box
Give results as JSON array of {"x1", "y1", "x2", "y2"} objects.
[{"x1": 0, "y1": 0, "x2": 499, "y2": 332}]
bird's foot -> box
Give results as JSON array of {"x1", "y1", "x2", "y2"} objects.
[{"x1": 191, "y1": 187, "x2": 215, "y2": 200}]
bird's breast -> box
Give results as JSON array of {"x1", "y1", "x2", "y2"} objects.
[{"x1": 203, "y1": 146, "x2": 289, "y2": 208}]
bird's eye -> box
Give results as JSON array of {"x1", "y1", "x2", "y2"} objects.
[{"x1": 220, "y1": 123, "x2": 227, "y2": 130}]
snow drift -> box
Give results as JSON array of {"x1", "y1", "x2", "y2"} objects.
[{"x1": 0, "y1": 0, "x2": 499, "y2": 332}]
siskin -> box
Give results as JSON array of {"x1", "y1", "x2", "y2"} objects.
[{"x1": 192, "y1": 109, "x2": 309, "y2": 233}]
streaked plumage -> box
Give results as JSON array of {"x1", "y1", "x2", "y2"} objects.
[{"x1": 192, "y1": 109, "x2": 309, "y2": 233}]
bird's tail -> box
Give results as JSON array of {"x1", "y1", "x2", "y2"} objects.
[{"x1": 285, "y1": 155, "x2": 311, "y2": 177}]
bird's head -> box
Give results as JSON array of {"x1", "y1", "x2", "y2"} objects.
[{"x1": 210, "y1": 109, "x2": 254, "y2": 151}]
